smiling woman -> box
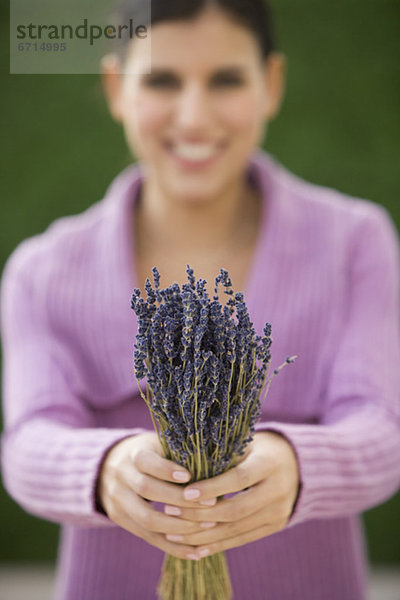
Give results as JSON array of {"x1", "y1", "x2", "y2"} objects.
[
  {"x1": 103, "y1": 5, "x2": 284, "y2": 205},
  {"x1": 1, "y1": 1, "x2": 400, "y2": 600}
]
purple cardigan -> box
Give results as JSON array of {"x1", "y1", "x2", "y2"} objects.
[{"x1": 1, "y1": 151, "x2": 400, "y2": 599}]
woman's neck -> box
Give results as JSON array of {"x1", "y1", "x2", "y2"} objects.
[{"x1": 134, "y1": 176, "x2": 261, "y2": 262}]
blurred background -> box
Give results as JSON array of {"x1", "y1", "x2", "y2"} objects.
[{"x1": 1, "y1": 0, "x2": 399, "y2": 596}]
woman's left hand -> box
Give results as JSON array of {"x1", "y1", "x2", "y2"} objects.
[{"x1": 163, "y1": 432, "x2": 300, "y2": 559}]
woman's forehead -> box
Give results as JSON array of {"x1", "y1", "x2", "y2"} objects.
[{"x1": 126, "y1": 7, "x2": 261, "y2": 68}]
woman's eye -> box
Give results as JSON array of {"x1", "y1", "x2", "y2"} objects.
[
  {"x1": 142, "y1": 75, "x2": 180, "y2": 89},
  {"x1": 211, "y1": 74, "x2": 245, "y2": 88}
]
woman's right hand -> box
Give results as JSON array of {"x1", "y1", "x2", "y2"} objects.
[{"x1": 97, "y1": 432, "x2": 214, "y2": 560}]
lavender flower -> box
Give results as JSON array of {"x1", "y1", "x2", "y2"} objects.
[{"x1": 130, "y1": 265, "x2": 296, "y2": 481}]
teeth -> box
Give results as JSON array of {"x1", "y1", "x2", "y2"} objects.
[{"x1": 172, "y1": 143, "x2": 218, "y2": 161}]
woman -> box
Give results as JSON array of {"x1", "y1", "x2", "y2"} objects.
[{"x1": 1, "y1": 1, "x2": 399, "y2": 599}]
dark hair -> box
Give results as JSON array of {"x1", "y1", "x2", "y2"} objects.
[{"x1": 113, "y1": 0, "x2": 276, "y2": 59}]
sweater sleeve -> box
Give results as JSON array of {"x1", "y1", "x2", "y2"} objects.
[
  {"x1": 256, "y1": 205, "x2": 400, "y2": 526},
  {"x1": 0, "y1": 244, "x2": 148, "y2": 528}
]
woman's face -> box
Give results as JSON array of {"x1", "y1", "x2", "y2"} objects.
[{"x1": 104, "y1": 6, "x2": 285, "y2": 203}]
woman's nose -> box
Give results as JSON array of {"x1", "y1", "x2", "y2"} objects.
[{"x1": 175, "y1": 83, "x2": 213, "y2": 132}]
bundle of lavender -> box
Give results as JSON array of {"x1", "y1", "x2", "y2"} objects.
[{"x1": 130, "y1": 265, "x2": 296, "y2": 600}]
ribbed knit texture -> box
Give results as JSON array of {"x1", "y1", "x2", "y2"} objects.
[{"x1": 1, "y1": 150, "x2": 399, "y2": 600}]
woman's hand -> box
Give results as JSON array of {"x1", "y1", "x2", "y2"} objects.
[
  {"x1": 97, "y1": 432, "x2": 218, "y2": 560},
  {"x1": 162, "y1": 432, "x2": 300, "y2": 558}
]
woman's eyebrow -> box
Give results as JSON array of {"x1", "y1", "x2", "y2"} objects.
[
  {"x1": 143, "y1": 65, "x2": 248, "y2": 77},
  {"x1": 212, "y1": 65, "x2": 247, "y2": 75}
]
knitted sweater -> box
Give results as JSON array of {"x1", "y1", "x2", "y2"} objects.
[{"x1": 1, "y1": 151, "x2": 400, "y2": 600}]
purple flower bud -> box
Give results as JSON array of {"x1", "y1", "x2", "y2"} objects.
[{"x1": 186, "y1": 264, "x2": 196, "y2": 290}]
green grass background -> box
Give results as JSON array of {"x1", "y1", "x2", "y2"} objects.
[{"x1": 1, "y1": 0, "x2": 399, "y2": 564}]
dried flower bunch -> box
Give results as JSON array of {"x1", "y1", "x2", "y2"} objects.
[{"x1": 130, "y1": 265, "x2": 295, "y2": 600}]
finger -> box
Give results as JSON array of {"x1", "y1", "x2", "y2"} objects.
[
  {"x1": 165, "y1": 498, "x2": 290, "y2": 547},
  {"x1": 132, "y1": 447, "x2": 191, "y2": 484},
  {"x1": 114, "y1": 483, "x2": 214, "y2": 535},
  {"x1": 127, "y1": 470, "x2": 214, "y2": 507},
  {"x1": 171, "y1": 475, "x2": 292, "y2": 524},
  {"x1": 165, "y1": 483, "x2": 259, "y2": 523},
  {"x1": 115, "y1": 504, "x2": 201, "y2": 560},
  {"x1": 195, "y1": 521, "x2": 286, "y2": 558},
  {"x1": 181, "y1": 452, "x2": 271, "y2": 503},
  {"x1": 146, "y1": 530, "x2": 202, "y2": 561}
]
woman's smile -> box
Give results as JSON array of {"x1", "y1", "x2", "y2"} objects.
[{"x1": 164, "y1": 139, "x2": 228, "y2": 170}]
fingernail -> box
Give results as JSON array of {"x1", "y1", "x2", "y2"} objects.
[
  {"x1": 166, "y1": 534, "x2": 183, "y2": 542},
  {"x1": 173, "y1": 471, "x2": 190, "y2": 483},
  {"x1": 200, "y1": 522, "x2": 216, "y2": 529},
  {"x1": 184, "y1": 488, "x2": 201, "y2": 501},
  {"x1": 200, "y1": 498, "x2": 216, "y2": 506},
  {"x1": 187, "y1": 553, "x2": 200, "y2": 561},
  {"x1": 199, "y1": 548, "x2": 210, "y2": 558},
  {"x1": 164, "y1": 505, "x2": 181, "y2": 516}
]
